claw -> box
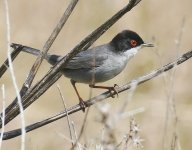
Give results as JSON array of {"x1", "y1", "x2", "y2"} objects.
[
  {"x1": 79, "y1": 99, "x2": 86, "y2": 112},
  {"x1": 109, "y1": 84, "x2": 119, "y2": 98},
  {"x1": 114, "y1": 84, "x2": 119, "y2": 88},
  {"x1": 89, "y1": 84, "x2": 119, "y2": 99}
]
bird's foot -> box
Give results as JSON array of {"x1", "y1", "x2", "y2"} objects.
[
  {"x1": 79, "y1": 99, "x2": 86, "y2": 112},
  {"x1": 108, "y1": 84, "x2": 119, "y2": 98},
  {"x1": 89, "y1": 84, "x2": 119, "y2": 98},
  {"x1": 71, "y1": 79, "x2": 86, "y2": 112}
]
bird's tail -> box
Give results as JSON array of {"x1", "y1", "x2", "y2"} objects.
[
  {"x1": 11, "y1": 43, "x2": 62, "y2": 66},
  {"x1": 11, "y1": 43, "x2": 42, "y2": 56}
]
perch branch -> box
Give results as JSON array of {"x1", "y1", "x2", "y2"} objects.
[
  {"x1": 22, "y1": 0, "x2": 79, "y2": 91},
  {"x1": 0, "y1": 45, "x2": 22, "y2": 78},
  {"x1": 0, "y1": 0, "x2": 79, "y2": 125},
  {"x1": 1, "y1": 49, "x2": 192, "y2": 140}
]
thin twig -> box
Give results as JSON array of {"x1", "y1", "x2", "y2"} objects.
[
  {"x1": 163, "y1": 18, "x2": 185, "y2": 150},
  {"x1": 0, "y1": 85, "x2": 6, "y2": 149},
  {"x1": 70, "y1": 107, "x2": 90, "y2": 150},
  {"x1": 70, "y1": 89, "x2": 92, "y2": 150},
  {"x1": 0, "y1": 0, "x2": 141, "y2": 129},
  {"x1": 1, "y1": 49, "x2": 192, "y2": 140},
  {"x1": 169, "y1": 18, "x2": 185, "y2": 150},
  {"x1": 57, "y1": 85, "x2": 74, "y2": 147},
  {"x1": 22, "y1": 0, "x2": 79, "y2": 91},
  {"x1": 57, "y1": 132, "x2": 87, "y2": 150},
  {"x1": 0, "y1": 0, "x2": 79, "y2": 126},
  {"x1": 120, "y1": 107, "x2": 145, "y2": 120},
  {"x1": 0, "y1": 45, "x2": 22, "y2": 78},
  {"x1": 3, "y1": 0, "x2": 78, "y2": 115},
  {"x1": 119, "y1": 80, "x2": 138, "y2": 114},
  {"x1": 71, "y1": 122, "x2": 81, "y2": 150},
  {"x1": 151, "y1": 38, "x2": 171, "y2": 150},
  {"x1": 3, "y1": 0, "x2": 26, "y2": 149}
]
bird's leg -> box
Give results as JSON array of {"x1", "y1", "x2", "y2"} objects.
[
  {"x1": 89, "y1": 84, "x2": 119, "y2": 98},
  {"x1": 70, "y1": 79, "x2": 86, "y2": 112}
]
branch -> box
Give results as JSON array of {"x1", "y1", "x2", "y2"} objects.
[
  {"x1": 0, "y1": 0, "x2": 79, "y2": 125},
  {"x1": 2, "y1": 49, "x2": 192, "y2": 140},
  {"x1": 22, "y1": 0, "x2": 79, "y2": 91},
  {"x1": 0, "y1": 0, "x2": 141, "y2": 127},
  {"x1": 0, "y1": 45, "x2": 22, "y2": 78}
]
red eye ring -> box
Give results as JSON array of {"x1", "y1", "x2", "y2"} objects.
[{"x1": 130, "y1": 40, "x2": 137, "y2": 47}]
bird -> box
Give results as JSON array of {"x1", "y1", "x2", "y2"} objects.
[{"x1": 13, "y1": 30, "x2": 153, "y2": 111}]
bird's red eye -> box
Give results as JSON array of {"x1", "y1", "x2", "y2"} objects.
[{"x1": 130, "y1": 40, "x2": 137, "y2": 47}]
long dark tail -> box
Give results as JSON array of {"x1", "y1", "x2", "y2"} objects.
[
  {"x1": 11, "y1": 43, "x2": 62, "y2": 66},
  {"x1": 11, "y1": 43, "x2": 42, "y2": 56}
]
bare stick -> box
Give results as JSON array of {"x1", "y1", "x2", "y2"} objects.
[
  {"x1": 0, "y1": 85, "x2": 6, "y2": 148},
  {"x1": 57, "y1": 132, "x2": 86, "y2": 149},
  {"x1": 22, "y1": 0, "x2": 79, "y2": 91},
  {"x1": 1, "y1": 49, "x2": 192, "y2": 140},
  {"x1": 0, "y1": 44, "x2": 22, "y2": 78},
  {"x1": 70, "y1": 88, "x2": 93, "y2": 150},
  {"x1": 163, "y1": 18, "x2": 185, "y2": 150},
  {"x1": 71, "y1": 122, "x2": 81, "y2": 150},
  {"x1": 57, "y1": 85, "x2": 74, "y2": 147},
  {"x1": 0, "y1": 0, "x2": 79, "y2": 126},
  {"x1": 2, "y1": 0, "x2": 78, "y2": 114},
  {"x1": 0, "y1": 0, "x2": 141, "y2": 128},
  {"x1": 119, "y1": 80, "x2": 138, "y2": 114},
  {"x1": 3, "y1": 0, "x2": 26, "y2": 149},
  {"x1": 70, "y1": 107, "x2": 90, "y2": 150}
]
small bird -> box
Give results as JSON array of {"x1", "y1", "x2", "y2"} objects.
[{"x1": 14, "y1": 30, "x2": 153, "y2": 111}]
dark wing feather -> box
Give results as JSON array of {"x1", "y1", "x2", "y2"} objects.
[{"x1": 65, "y1": 44, "x2": 109, "y2": 70}]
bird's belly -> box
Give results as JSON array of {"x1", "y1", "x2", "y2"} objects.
[{"x1": 62, "y1": 57, "x2": 127, "y2": 84}]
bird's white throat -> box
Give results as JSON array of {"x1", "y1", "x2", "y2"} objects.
[{"x1": 124, "y1": 45, "x2": 142, "y2": 59}]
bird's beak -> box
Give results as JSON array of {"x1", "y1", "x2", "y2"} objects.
[{"x1": 141, "y1": 43, "x2": 154, "y2": 47}]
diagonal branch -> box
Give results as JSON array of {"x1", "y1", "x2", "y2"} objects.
[
  {"x1": 0, "y1": 0, "x2": 79, "y2": 125},
  {"x1": 2, "y1": 49, "x2": 192, "y2": 140},
  {"x1": 22, "y1": 0, "x2": 79, "y2": 91},
  {"x1": 0, "y1": 0, "x2": 141, "y2": 127},
  {"x1": 0, "y1": 44, "x2": 22, "y2": 78}
]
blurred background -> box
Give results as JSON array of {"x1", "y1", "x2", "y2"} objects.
[{"x1": 0, "y1": 0, "x2": 192, "y2": 149}]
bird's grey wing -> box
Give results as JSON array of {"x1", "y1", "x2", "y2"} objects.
[
  {"x1": 46, "y1": 44, "x2": 111, "y2": 69},
  {"x1": 65, "y1": 48, "x2": 108, "y2": 70},
  {"x1": 46, "y1": 50, "x2": 107, "y2": 69}
]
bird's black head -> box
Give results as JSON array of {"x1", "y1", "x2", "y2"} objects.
[{"x1": 110, "y1": 30, "x2": 145, "y2": 52}]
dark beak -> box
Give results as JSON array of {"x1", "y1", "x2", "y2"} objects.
[{"x1": 141, "y1": 43, "x2": 154, "y2": 47}]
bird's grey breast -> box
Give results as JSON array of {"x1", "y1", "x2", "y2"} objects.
[{"x1": 61, "y1": 44, "x2": 130, "y2": 84}]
